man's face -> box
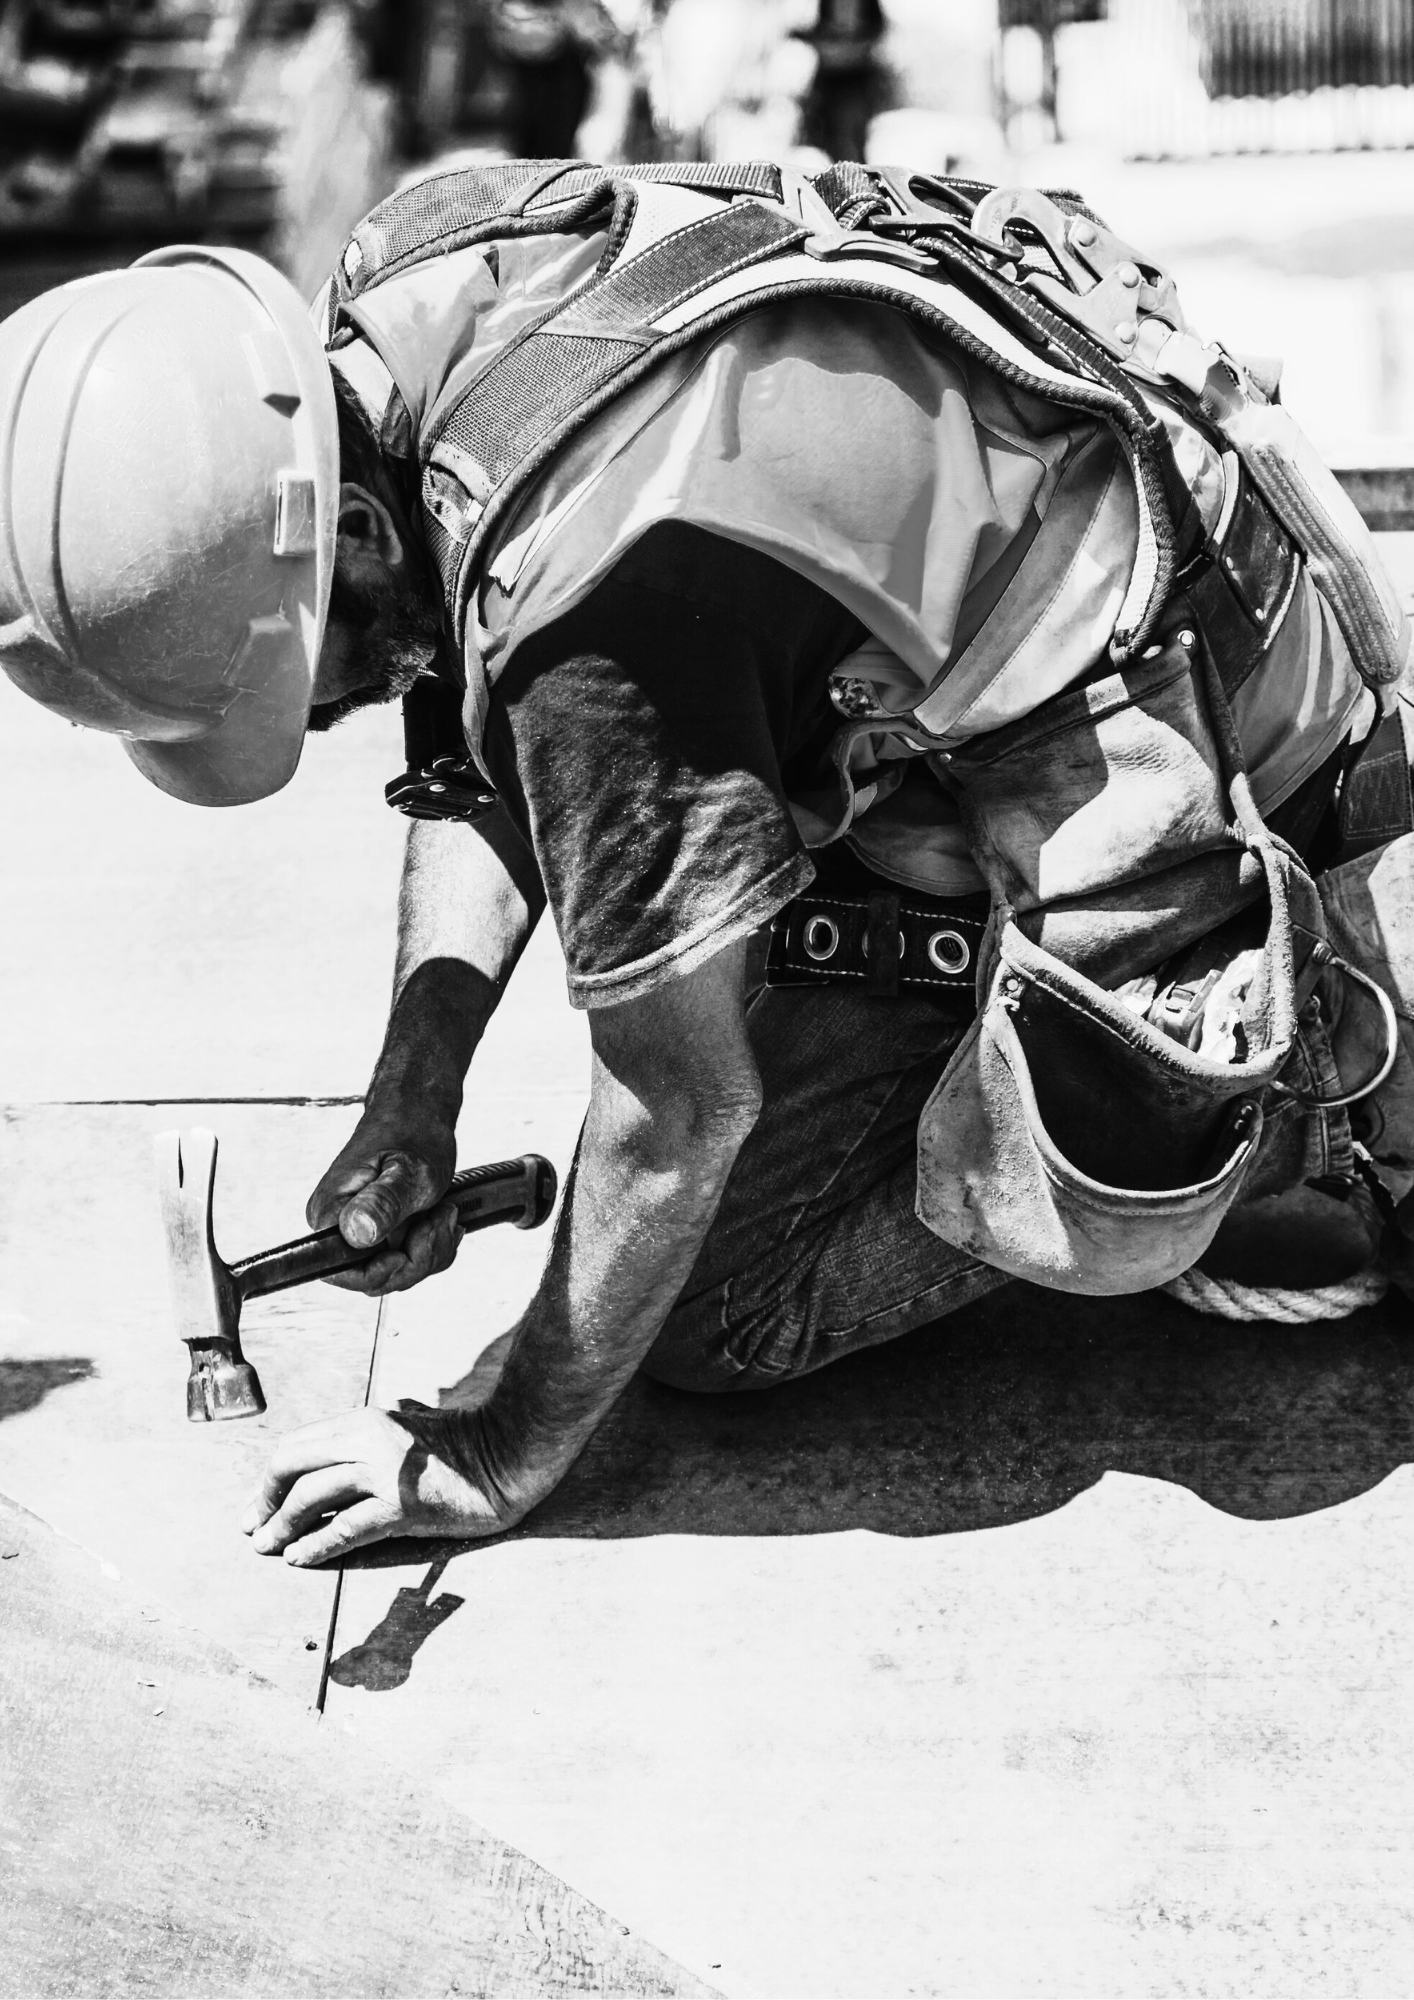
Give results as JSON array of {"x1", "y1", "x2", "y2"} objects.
[{"x1": 308, "y1": 484, "x2": 441, "y2": 732}]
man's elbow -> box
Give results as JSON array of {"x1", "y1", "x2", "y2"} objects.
[
  {"x1": 686, "y1": 1077, "x2": 762, "y2": 1158},
  {"x1": 596, "y1": 1073, "x2": 761, "y2": 1188},
  {"x1": 647, "y1": 1074, "x2": 761, "y2": 1175}
]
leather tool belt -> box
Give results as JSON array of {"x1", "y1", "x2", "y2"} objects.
[{"x1": 765, "y1": 886, "x2": 988, "y2": 1000}]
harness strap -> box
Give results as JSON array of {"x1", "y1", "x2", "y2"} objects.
[
  {"x1": 341, "y1": 161, "x2": 611, "y2": 291},
  {"x1": 422, "y1": 198, "x2": 812, "y2": 621},
  {"x1": 896, "y1": 224, "x2": 1207, "y2": 589},
  {"x1": 1181, "y1": 464, "x2": 1302, "y2": 698},
  {"x1": 766, "y1": 887, "x2": 987, "y2": 1000},
  {"x1": 630, "y1": 160, "x2": 784, "y2": 200},
  {"x1": 341, "y1": 160, "x2": 788, "y2": 297},
  {"x1": 1337, "y1": 706, "x2": 1414, "y2": 861},
  {"x1": 333, "y1": 161, "x2": 1216, "y2": 668}
]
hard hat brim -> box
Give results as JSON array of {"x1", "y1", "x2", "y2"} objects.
[
  {"x1": 124, "y1": 246, "x2": 342, "y2": 806},
  {"x1": 123, "y1": 606, "x2": 319, "y2": 806}
]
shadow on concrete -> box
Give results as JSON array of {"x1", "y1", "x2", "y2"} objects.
[
  {"x1": 326, "y1": 1558, "x2": 465, "y2": 1689},
  {"x1": 344, "y1": 1285, "x2": 1414, "y2": 1567},
  {"x1": 0, "y1": 1358, "x2": 95, "y2": 1422}
]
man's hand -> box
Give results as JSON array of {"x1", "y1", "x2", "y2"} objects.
[
  {"x1": 240, "y1": 1403, "x2": 528, "y2": 1565},
  {"x1": 309, "y1": 809, "x2": 548, "y2": 1296},
  {"x1": 251, "y1": 921, "x2": 759, "y2": 1561},
  {"x1": 307, "y1": 1107, "x2": 462, "y2": 1295}
]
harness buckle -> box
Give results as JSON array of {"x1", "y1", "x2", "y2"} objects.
[
  {"x1": 802, "y1": 227, "x2": 935, "y2": 274},
  {"x1": 385, "y1": 754, "x2": 499, "y2": 823},
  {"x1": 970, "y1": 187, "x2": 1187, "y2": 369}
]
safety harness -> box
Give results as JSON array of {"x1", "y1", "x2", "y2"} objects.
[
  {"x1": 325, "y1": 159, "x2": 1414, "y2": 1293},
  {"x1": 331, "y1": 158, "x2": 1207, "y2": 675},
  {"x1": 330, "y1": 155, "x2": 1407, "y2": 823}
]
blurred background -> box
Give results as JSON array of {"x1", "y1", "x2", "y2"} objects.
[
  {"x1": 3, "y1": 0, "x2": 1414, "y2": 472},
  {"x1": 3, "y1": 2, "x2": 1414, "y2": 1096}
]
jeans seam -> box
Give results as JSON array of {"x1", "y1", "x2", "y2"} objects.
[
  {"x1": 770, "y1": 1036, "x2": 963, "y2": 1255},
  {"x1": 720, "y1": 1069, "x2": 921, "y2": 1374},
  {"x1": 811, "y1": 1257, "x2": 1007, "y2": 1348}
]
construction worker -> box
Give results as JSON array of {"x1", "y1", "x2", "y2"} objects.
[{"x1": 3, "y1": 164, "x2": 1411, "y2": 1566}]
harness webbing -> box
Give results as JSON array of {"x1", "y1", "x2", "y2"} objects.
[
  {"x1": 341, "y1": 159, "x2": 787, "y2": 292},
  {"x1": 419, "y1": 199, "x2": 811, "y2": 600},
  {"x1": 332, "y1": 160, "x2": 1205, "y2": 666}
]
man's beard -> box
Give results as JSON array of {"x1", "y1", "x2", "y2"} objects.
[{"x1": 307, "y1": 562, "x2": 442, "y2": 731}]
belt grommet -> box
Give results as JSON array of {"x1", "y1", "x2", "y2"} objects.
[
  {"x1": 927, "y1": 929, "x2": 971, "y2": 976},
  {"x1": 803, "y1": 915, "x2": 840, "y2": 963}
]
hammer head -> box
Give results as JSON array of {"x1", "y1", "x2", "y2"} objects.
[{"x1": 154, "y1": 1128, "x2": 266, "y2": 1423}]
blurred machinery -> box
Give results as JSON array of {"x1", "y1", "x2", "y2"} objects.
[
  {"x1": 796, "y1": 0, "x2": 888, "y2": 165},
  {"x1": 0, "y1": 0, "x2": 322, "y2": 241},
  {"x1": 351, "y1": 0, "x2": 628, "y2": 162}
]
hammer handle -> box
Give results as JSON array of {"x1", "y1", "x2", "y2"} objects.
[{"x1": 230, "y1": 1154, "x2": 557, "y2": 1303}]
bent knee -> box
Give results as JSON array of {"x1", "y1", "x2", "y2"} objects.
[
  {"x1": 641, "y1": 1297, "x2": 784, "y2": 1393},
  {"x1": 639, "y1": 1330, "x2": 745, "y2": 1393}
]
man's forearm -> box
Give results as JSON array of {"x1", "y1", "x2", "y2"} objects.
[
  {"x1": 469, "y1": 1076, "x2": 754, "y2": 1507},
  {"x1": 369, "y1": 806, "x2": 547, "y2": 1115},
  {"x1": 257, "y1": 940, "x2": 762, "y2": 1555},
  {"x1": 436, "y1": 939, "x2": 762, "y2": 1512}
]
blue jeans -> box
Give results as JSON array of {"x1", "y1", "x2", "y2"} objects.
[{"x1": 643, "y1": 983, "x2": 1009, "y2": 1392}]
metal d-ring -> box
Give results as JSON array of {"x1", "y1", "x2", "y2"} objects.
[
  {"x1": 1277, "y1": 951, "x2": 1400, "y2": 1110},
  {"x1": 927, "y1": 928, "x2": 972, "y2": 976},
  {"x1": 803, "y1": 915, "x2": 840, "y2": 963}
]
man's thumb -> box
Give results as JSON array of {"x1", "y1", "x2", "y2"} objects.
[{"x1": 338, "y1": 1156, "x2": 422, "y2": 1250}]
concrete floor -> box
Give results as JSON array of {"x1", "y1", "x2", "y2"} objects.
[
  {"x1": 0, "y1": 1492, "x2": 707, "y2": 1999},
  {"x1": 7, "y1": 635, "x2": 1414, "y2": 1997},
  {"x1": 7, "y1": 148, "x2": 1414, "y2": 1997}
]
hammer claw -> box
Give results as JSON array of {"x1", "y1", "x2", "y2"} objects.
[{"x1": 154, "y1": 1127, "x2": 266, "y2": 1423}]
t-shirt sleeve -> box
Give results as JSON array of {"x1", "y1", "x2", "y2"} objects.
[{"x1": 480, "y1": 522, "x2": 866, "y2": 1008}]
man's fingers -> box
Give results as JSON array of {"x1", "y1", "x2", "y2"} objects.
[
  {"x1": 377, "y1": 1202, "x2": 464, "y2": 1293},
  {"x1": 249, "y1": 1464, "x2": 371, "y2": 1556},
  {"x1": 320, "y1": 1248, "x2": 410, "y2": 1295},
  {"x1": 241, "y1": 1414, "x2": 370, "y2": 1531},
  {"x1": 320, "y1": 1201, "x2": 464, "y2": 1297},
  {"x1": 307, "y1": 1157, "x2": 377, "y2": 1231},
  {"x1": 283, "y1": 1498, "x2": 397, "y2": 1569},
  {"x1": 338, "y1": 1153, "x2": 439, "y2": 1252}
]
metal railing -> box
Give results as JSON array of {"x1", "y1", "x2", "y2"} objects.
[
  {"x1": 1198, "y1": 0, "x2": 1414, "y2": 98},
  {"x1": 1046, "y1": 0, "x2": 1414, "y2": 156},
  {"x1": 1337, "y1": 465, "x2": 1414, "y2": 531}
]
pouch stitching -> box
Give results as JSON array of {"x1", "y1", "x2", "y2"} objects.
[
  {"x1": 992, "y1": 1007, "x2": 1261, "y2": 1210},
  {"x1": 999, "y1": 946, "x2": 1289, "y2": 1089}
]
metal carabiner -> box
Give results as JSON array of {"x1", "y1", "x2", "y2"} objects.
[{"x1": 1273, "y1": 950, "x2": 1400, "y2": 1111}]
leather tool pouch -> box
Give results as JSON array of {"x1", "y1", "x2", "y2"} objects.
[{"x1": 916, "y1": 610, "x2": 1329, "y2": 1293}]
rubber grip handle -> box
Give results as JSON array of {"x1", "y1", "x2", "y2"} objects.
[{"x1": 231, "y1": 1154, "x2": 557, "y2": 1302}]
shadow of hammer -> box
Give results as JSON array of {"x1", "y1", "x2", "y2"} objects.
[{"x1": 154, "y1": 1128, "x2": 557, "y2": 1423}]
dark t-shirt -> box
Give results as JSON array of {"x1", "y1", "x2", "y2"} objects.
[{"x1": 481, "y1": 521, "x2": 868, "y2": 1008}]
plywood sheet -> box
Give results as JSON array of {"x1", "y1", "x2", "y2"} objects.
[
  {"x1": 327, "y1": 1285, "x2": 1414, "y2": 1997},
  {"x1": 0, "y1": 1493, "x2": 713, "y2": 2000},
  {"x1": 0, "y1": 1103, "x2": 380, "y2": 1697}
]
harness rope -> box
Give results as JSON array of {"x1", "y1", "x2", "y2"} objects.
[{"x1": 1163, "y1": 1265, "x2": 1388, "y2": 1321}]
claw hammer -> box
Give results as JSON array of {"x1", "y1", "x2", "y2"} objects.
[{"x1": 154, "y1": 1128, "x2": 557, "y2": 1422}]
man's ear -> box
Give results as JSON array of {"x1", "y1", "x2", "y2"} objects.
[{"x1": 337, "y1": 481, "x2": 404, "y2": 575}]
